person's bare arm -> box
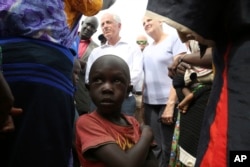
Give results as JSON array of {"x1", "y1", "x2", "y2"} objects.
[
  {"x1": 161, "y1": 86, "x2": 178, "y2": 124},
  {"x1": 87, "y1": 125, "x2": 157, "y2": 167},
  {"x1": 180, "y1": 47, "x2": 213, "y2": 68},
  {"x1": 160, "y1": 53, "x2": 184, "y2": 124},
  {"x1": 0, "y1": 72, "x2": 14, "y2": 128},
  {"x1": 0, "y1": 73, "x2": 22, "y2": 132},
  {"x1": 168, "y1": 47, "x2": 213, "y2": 78}
]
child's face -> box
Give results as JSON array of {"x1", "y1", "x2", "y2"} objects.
[
  {"x1": 72, "y1": 61, "x2": 81, "y2": 86},
  {"x1": 88, "y1": 63, "x2": 131, "y2": 114}
]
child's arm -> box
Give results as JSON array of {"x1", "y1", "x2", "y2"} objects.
[{"x1": 87, "y1": 125, "x2": 157, "y2": 167}]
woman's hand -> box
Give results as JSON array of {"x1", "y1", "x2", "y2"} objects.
[{"x1": 161, "y1": 104, "x2": 175, "y2": 125}]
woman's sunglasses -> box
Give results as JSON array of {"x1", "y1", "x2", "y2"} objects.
[{"x1": 136, "y1": 40, "x2": 148, "y2": 45}]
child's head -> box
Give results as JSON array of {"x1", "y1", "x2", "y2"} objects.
[
  {"x1": 72, "y1": 58, "x2": 81, "y2": 87},
  {"x1": 87, "y1": 54, "x2": 132, "y2": 114}
]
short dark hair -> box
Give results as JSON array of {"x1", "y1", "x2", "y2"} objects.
[{"x1": 98, "y1": 34, "x2": 106, "y2": 41}]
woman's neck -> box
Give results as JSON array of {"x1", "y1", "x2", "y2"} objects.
[{"x1": 153, "y1": 33, "x2": 167, "y2": 45}]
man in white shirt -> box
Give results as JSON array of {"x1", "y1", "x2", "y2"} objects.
[{"x1": 85, "y1": 12, "x2": 143, "y2": 116}]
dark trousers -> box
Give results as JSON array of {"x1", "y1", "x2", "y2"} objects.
[{"x1": 144, "y1": 104, "x2": 176, "y2": 167}]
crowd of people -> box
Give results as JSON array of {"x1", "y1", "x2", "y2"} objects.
[{"x1": 1, "y1": 1, "x2": 249, "y2": 167}]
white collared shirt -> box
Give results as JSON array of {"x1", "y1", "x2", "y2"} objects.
[{"x1": 85, "y1": 38, "x2": 144, "y2": 93}]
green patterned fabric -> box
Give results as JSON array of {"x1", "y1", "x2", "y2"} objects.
[{"x1": 168, "y1": 111, "x2": 184, "y2": 167}]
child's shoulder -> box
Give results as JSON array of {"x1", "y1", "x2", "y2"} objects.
[
  {"x1": 76, "y1": 111, "x2": 98, "y2": 124},
  {"x1": 124, "y1": 114, "x2": 140, "y2": 127}
]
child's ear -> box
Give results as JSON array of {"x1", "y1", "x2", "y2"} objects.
[
  {"x1": 85, "y1": 83, "x2": 90, "y2": 91},
  {"x1": 126, "y1": 85, "x2": 133, "y2": 97}
]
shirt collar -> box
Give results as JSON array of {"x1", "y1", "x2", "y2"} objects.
[{"x1": 101, "y1": 37, "x2": 128, "y2": 48}]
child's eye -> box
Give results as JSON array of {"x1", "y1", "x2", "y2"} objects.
[
  {"x1": 114, "y1": 79, "x2": 122, "y2": 84},
  {"x1": 94, "y1": 78, "x2": 103, "y2": 84},
  {"x1": 91, "y1": 77, "x2": 103, "y2": 84},
  {"x1": 113, "y1": 77, "x2": 126, "y2": 84}
]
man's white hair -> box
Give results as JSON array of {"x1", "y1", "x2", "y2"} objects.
[{"x1": 103, "y1": 12, "x2": 121, "y2": 24}]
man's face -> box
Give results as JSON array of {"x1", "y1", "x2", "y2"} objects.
[
  {"x1": 100, "y1": 14, "x2": 121, "y2": 41},
  {"x1": 136, "y1": 37, "x2": 148, "y2": 51},
  {"x1": 80, "y1": 18, "x2": 98, "y2": 39}
]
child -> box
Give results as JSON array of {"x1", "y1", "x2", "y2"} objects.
[
  {"x1": 173, "y1": 41, "x2": 213, "y2": 113},
  {"x1": 75, "y1": 54, "x2": 158, "y2": 167},
  {"x1": 70, "y1": 58, "x2": 81, "y2": 167},
  {"x1": 177, "y1": 65, "x2": 213, "y2": 113},
  {"x1": 72, "y1": 58, "x2": 81, "y2": 91}
]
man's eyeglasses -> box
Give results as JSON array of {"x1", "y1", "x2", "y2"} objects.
[{"x1": 136, "y1": 40, "x2": 148, "y2": 45}]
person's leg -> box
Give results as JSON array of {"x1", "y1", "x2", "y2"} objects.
[
  {"x1": 121, "y1": 95, "x2": 136, "y2": 116},
  {"x1": 178, "y1": 87, "x2": 194, "y2": 113},
  {"x1": 72, "y1": 108, "x2": 80, "y2": 167},
  {"x1": 144, "y1": 104, "x2": 163, "y2": 166},
  {"x1": 160, "y1": 105, "x2": 177, "y2": 167},
  {"x1": 134, "y1": 94, "x2": 144, "y2": 124}
]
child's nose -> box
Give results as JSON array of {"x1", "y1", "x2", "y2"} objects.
[{"x1": 102, "y1": 82, "x2": 113, "y2": 93}]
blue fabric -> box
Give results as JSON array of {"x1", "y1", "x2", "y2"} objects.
[
  {"x1": 3, "y1": 63, "x2": 74, "y2": 96},
  {"x1": 121, "y1": 95, "x2": 136, "y2": 116},
  {"x1": 0, "y1": 37, "x2": 74, "y2": 63},
  {"x1": 0, "y1": 38, "x2": 75, "y2": 167},
  {"x1": 0, "y1": 0, "x2": 80, "y2": 48}
]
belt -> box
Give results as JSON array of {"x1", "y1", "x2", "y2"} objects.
[{"x1": 133, "y1": 91, "x2": 142, "y2": 95}]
